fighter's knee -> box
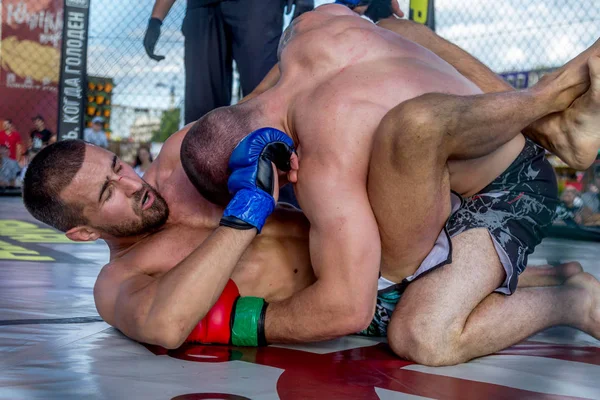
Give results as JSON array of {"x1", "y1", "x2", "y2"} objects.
[
  {"x1": 388, "y1": 317, "x2": 465, "y2": 366},
  {"x1": 389, "y1": 334, "x2": 464, "y2": 366},
  {"x1": 376, "y1": 100, "x2": 440, "y2": 152}
]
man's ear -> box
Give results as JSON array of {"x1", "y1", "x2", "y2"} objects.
[{"x1": 65, "y1": 226, "x2": 100, "y2": 242}]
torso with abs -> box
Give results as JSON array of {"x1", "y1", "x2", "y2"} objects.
[
  {"x1": 277, "y1": 5, "x2": 517, "y2": 195},
  {"x1": 106, "y1": 130, "x2": 314, "y2": 303}
]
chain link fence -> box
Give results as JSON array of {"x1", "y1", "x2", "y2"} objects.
[
  {"x1": 435, "y1": 0, "x2": 600, "y2": 87},
  {"x1": 87, "y1": 0, "x2": 185, "y2": 146},
  {"x1": 3, "y1": 1, "x2": 599, "y2": 140},
  {"x1": 1, "y1": 0, "x2": 600, "y2": 230},
  {"x1": 430, "y1": 0, "x2": 600, "y2": 231},
  {"x1": 2, "y1": 1, "x2": 599, "y2": 141}
]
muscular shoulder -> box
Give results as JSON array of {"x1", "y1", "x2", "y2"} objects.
[
  {"x1": 94, "y1": 260, "x2": 149, "y2": 325},
  {"x1": 296, "y1": 95, "x2": 383, "y2": 157},
  {"x1": 94, "y1": 262, "x2": 125, "y2": 325}
]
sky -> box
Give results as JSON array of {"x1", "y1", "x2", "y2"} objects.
[{"x1": 85, "y1": 0, "x2": 600, "y2": 138}]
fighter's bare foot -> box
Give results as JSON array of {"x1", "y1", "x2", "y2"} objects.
[
  {"x1": 518, "y1": 262, "x2": 583, "y2": 288},
  {"x1": 565, "y1": 272, "x2": 600, "y2": 339},
  {"x1": 526, "y1": 40, "x2": 600, "y2": 170},
  {"x1": 557, "y1": 55, "x2": 600, "y2": 170}
]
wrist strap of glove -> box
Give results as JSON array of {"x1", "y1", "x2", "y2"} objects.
[
  {"x1": 231, "y1": 297, "x2": 268, "y2": 347},
  {"x1": 148, "y1": 17, "x2": 162, "y2": 27},
  {"x1": 220, "y1": 188, "x2": 275, "y2": 233}
]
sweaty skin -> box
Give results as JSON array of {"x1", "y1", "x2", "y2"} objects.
[
  {"x1": 89, "y1": 126, "x2": 575, "y2": 348},
  {"x1": 188, "y1": 4, "x2": 600, "y2": 346},
  {"x1": 277, "y1": 6, "x2": 521, "y2": 197},
  {"x1": 90, "y1": 131, "x2": 315, "y2": 343},
  {"x1": 236, "y1": 5, "x2": 528, "y2": 340},
  {"x1": 89, "y1": 6, "x2": 598, "y2": 348}
]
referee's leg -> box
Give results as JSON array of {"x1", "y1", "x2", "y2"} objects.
[
  {"x1": 182, "y1": 5, "x2": 232, "y2": 123},
  {"x1": 222, "y1": 0, "x2": 284, "y2": 96}
]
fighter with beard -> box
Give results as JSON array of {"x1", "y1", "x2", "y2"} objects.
[{"x1": 22, "y1": 6, "x2": 599, "y2": 365}]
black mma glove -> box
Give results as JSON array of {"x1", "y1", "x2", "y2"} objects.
[
  {"x1": 363, "y1": 0, "x2": 394, "y2": 23},
  {"x1": 335, "y1": 0, "x2": 395, "y2": 23},
  {"x1": 285, "y1": 0, "x2": 314, "y2": 20},
  {"x1": 143, "y1": 17, "x2": 165, "y2": 61}
]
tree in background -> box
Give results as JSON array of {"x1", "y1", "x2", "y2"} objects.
[{"x1": 152, "y1": 108, "x2": 181, "y2": 142}]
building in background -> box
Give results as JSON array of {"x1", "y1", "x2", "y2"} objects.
[{"x1": 130, "y1": 113, "x2": 160, "y2": 143}]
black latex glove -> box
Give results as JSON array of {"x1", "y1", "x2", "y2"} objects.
[
  {"x1": 285, "y1": 0, "x2": 314, "y2": 20},
  {"x1": 363, "y1": 0, "x2": 394, "y2": 23},
  {"x1": 143, "y1": 17, "x2": 165, "y2": 61}
]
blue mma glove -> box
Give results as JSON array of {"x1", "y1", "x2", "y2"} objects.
[
  {"x1": 220, "y1": 128, "x2": 295, "y2": 233},
  {"x1": 335, "y1": 0, "x2": 361, "y2": 8}
]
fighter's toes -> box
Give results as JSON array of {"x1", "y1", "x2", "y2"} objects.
[
  {"x1": 588, "y1": 55, "x2": 600, "y2": 98},
  {"x1": 557, "y1": 261, "x2": 584, "y2": 280},
  {"x1": 557, "y1": 55, "x2": 600, "y2": 170},
  {"x1": 565, "y1": 272, "x2": 600, "y2": 339}
]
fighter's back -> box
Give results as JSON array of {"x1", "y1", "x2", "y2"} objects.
[
  {"x1": 276, "y1": 4, "x2": 517, "y2": 197},
  {"x1": 280, "y1": 4, "x2": 479, "y2": 101},
  {"x1": 278, "y1": 4, "x2": 481, "y2": 165}
]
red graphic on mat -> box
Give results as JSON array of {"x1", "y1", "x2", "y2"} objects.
[
  {"x1": 172, "y1": 395, "x2": 250, "y2": 400},
  {"x1": 145, "y1": 340, "x2": 600, "y2": 400}
]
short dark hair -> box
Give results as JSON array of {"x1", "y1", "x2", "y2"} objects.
[
  {"x1": 23, "y1": 140, "x2": 88, "y2": 232},
  {"x1": 181, "y1": 106, "x2": 254, "y2": 206},
  {"x1": 32, "y1": 115, "x2": 44, "y2": 122}
]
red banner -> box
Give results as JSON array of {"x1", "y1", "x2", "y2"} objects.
[{"x1": 0, "y1": 0, "x2": 63, "y2": 145}]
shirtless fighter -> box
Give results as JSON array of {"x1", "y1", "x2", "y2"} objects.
[
  {"x1": 22, "y1": 7, "x2": 599, "y2": 366},
  {"x1": 182, "y1": 4, "x2": 600, "y2": 364}
]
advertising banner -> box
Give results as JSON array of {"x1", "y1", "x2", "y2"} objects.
[
  {"x1": 56, "y1": 0, "x2": 90, "y2": 140},
  {"x1": 0, "y1": 0, "x2": 64, "y2": 142}
]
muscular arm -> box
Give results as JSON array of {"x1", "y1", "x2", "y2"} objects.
[
  {"x1": 97, "y1": 227, "x2": 256, "y2": 349},
  {"x1": 265, "y1": 161, "x2": 380, "y2": 343},
  {"x1": 150, "y1": 0, "x2": 176, "y2": 20}
]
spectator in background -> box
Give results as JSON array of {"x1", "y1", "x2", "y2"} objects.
[
  {"x1": 0, "y1": 145, "x2": 21, "y2": 188},
  {"x1": 17, "y1": 148, "x2": 35, "y2": 188},
  {"x1": 133, "y1": 146, "x2": 153, "y2": 177},
  {"x1": 581, "y1": 166, "x2": 600, "y2": 214},
  {"x1": 84, "y1": 117, "x2": 108, "y2": 148},
  {"x1": 30, "y1": 115, "x2": 56, "y2": 152},
  {"x1": 0, "y1": 119, "x2": 23, "y2": 162},
  {"x1": 143, "y1": 0, "x2": 313, "y2": 124},
  {"x1": 554, "y1": 186, "x2": 593, "y2": 227}
]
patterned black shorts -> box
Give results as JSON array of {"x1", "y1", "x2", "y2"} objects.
[
  {"x1": 360, "y1": 139, "x2": 559, "y2": 337},
  {"x1": 446, "y1": 138, "x2": 559, "y2": 294}
]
